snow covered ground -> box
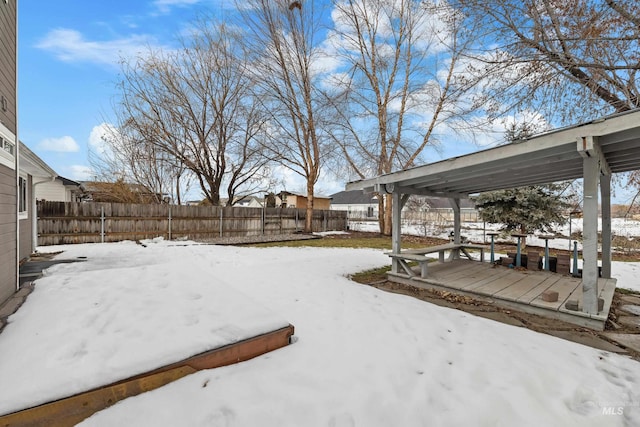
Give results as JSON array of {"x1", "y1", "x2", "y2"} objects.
[
  {"x1": 350, "y1": 217, "x2": 640, "y2": 252},
  {"x1": 1, "y1": 239, "x2": 639, "y2": 426}
]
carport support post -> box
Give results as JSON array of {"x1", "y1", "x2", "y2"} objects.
[
  {"x1": 390, "y1": 190, "x2": 410, "y2": 274},
  {"x1": 582, "y1": 149, "x2": 599, "y2": 314},
  {"x1": 391, "y1": 191, "x2": 402, "y2": 274},
  {"x1": 601, "y1": 174, "x2": 612, "y2": 278},
  {"x1": 449, "y1": 198, "x2": 461, "y2": 259}
]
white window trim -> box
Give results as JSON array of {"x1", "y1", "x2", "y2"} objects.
[
  {"x1": 0, "y1": 136, "x2": 15, "y2": 169},
  {"x1": 0, "y1": 122, "x2": 16, "y2": 169},
  {"x1": 18, "y1": 174, "x2": 28, "y2": 220}
]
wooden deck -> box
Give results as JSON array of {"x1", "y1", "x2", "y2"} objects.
[{"x1": 388, "y1": 260, "x2": 615, "y2": 330}]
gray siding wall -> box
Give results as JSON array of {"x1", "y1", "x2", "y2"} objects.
[
  {"x1": 0, "y1": 0, "x2": 16, "y2": 305},
  {"x1": 0, "y1": 164, "x2": 16, "y2": 304},
  {"x1": 0, "y1": 0, "x2": 17, "y2": 134}
]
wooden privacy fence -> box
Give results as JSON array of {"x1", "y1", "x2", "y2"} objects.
[{"x1": 37, "y1": 201, "x2": 347, "y2": 246}]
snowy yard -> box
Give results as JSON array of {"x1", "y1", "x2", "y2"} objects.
[
  {"x1": 351, "y1": 217, "x2": 640, "y2": 253},
  {"x1": 1, "y1": 239, "x2": 639, "y2": 426}
]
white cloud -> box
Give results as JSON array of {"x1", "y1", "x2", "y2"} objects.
[
  {"x1": 272, "y1": 165, "x2": 306, "y2": 194},
  {"x1": 36, "y1": 28, "x2": 162, "y2": 67},
  {"x1": 38, "y1": 136, "x2": 80, "y2": 152},
  {"x1": 89, "y1": 123, "x2": 118, "y2": 155},
  {"x1": 67, "y1": 165, "x2": 94, "y2": 181},
  {"x1": 153, "y1": 0, "x2": 202, "y2": 14},
  {"x1": 152, "y1": 0, "x2": 237, "y2": 14}
]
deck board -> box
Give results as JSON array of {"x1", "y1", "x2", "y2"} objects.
[
  {"x1": 429, "y1": 261, "x2": 484, "y2": 281},
  {"x1": 494, "y1": 274, "x2": 550, "y2": 301},
  {"x1": 448, "y1": 268, "x2": 512, "y2": 290},
  {"x1": 464, "y1": 271, "x2": 522, "y2": 293},
  {"x1": 530, "y1": 276, "x2": 582, "y2": 311},
  {"x1": 390, "y1": 259, "x2": 614, "y2": 330},
  {"x1": 516, "y1": 275, "x2": 563, "y2": 304}
]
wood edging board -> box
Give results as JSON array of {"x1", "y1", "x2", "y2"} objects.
[{"x1": 0, "y1": 324, "x2": 294, "y2": 427}]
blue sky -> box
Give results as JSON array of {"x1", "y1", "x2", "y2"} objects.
[
  {"x1": 19, "y1": 1, "x2": 234, "y2": 182},
  {"x1": 17, "y1": 0, "x2": 637, "y2": 203},
  {"x1": 19, "y1": 0, "x2": 488, "y2": 198}
]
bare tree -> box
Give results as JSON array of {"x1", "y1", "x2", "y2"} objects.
[
  {"x1": 455, "y1": 0, "x2": 640, "y2": 212},
  {"x1": 454, "y1": 0, "x2": 640, "y2": 122},
  {"x1": 325, "y1": 0, "x2": 480, "y2": 234},
  {"x1": 90, "y1": 121, "x2": 193, "y2": 204},
  {"x1": 110, "y1": 19, "x2": 272, "y2": 206},
  {"x1": 240, "y1": 0, "x2": 332, "y2": 232}
]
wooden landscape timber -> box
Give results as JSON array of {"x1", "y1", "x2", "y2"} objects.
[{"x1": 0, "y1": 325, "x2": 294, "y2": 427}]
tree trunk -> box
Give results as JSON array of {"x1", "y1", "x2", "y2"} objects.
[
  {"x1": 520, "y1": 224, "x2": 527, "y2": 249},
  {"x1": 175, "y1": 173, "x2": 181, "y2": 205},
  {"x1": 305, "y1": 184, "x2": 314, "y2": 233},
  {"x1": 383, "y1": 193, "x2": 393, "y2": 236},
  {"x1": 377, "y1": 195, "x2": 385, "y2": 234}
]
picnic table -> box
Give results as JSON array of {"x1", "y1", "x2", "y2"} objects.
[{"x1": 387, "y1": 243, "x2": 488, "y2": 279}]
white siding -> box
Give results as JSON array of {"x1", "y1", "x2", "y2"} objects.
[
  {"x1": 35, "y1": 180, "x2": 68, "y2": 202},
  {"x1": 331, "y1": 203, "x2": 378, "y2": 219}
]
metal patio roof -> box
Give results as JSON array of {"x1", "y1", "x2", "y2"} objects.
[{"x1": 346, "y1": 109, "x2": 640, "y2": 197}]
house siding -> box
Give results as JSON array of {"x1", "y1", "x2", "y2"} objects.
[
  {"x1": 35, "y1": 180, "x2": 68, "y2": 202},
  {"x1": 285, "y1": 195, "x2": 331, "y2": 210},
  {"x1": 0, "y1": 0, "x2": 17, "y2": 135},
  {"x1": 0, "y1": 164, "x2": 16, "y2": 304},
  {"x1": 0, "y1": 0, "x2": 16, "y2": 305}
]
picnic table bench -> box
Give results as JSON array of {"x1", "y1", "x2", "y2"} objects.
[{"x1": 386, "y1": 243, "x2": 488, "y2": 279}]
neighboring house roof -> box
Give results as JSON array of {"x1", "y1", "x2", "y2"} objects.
[
  {"x1": 81, "y1": 181, "x2": 151, "y2": 193},
  {"x1": 330, "y1": 190, "x2": 378, "y2": 205},
  {"x1": 57, "y1": 176, "x2": 82, "y2": 188},
  {"x1": 80, "y1": 181, "x2": 163, "y2": 203},
  {"x1": 234, "y1": 196, "x2": 263, "y2": 206}
]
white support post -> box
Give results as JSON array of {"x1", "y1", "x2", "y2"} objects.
[
  {"x1": 578, "y1": 135, "x2": 611, "y2": 314},
  {"x1": 601, "y1": 173, "x2": 612, "y2": 279},
  {"x1": 582, "y1": 153, "x2": 600, "y2": 314},
  {"x1": 391, "y1": 191, "x2": 402, "y2": 274},
  {"x1": 449, "y1": 198, "x2": 461, "y2": 259}
]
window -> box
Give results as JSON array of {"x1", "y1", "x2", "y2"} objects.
[
  {"x1": 18, "y1": 176, "x2": 27, "y2": 217},
  {"x1": 2, "y1": 137, "x2": 14, "y2": 155},
  {"x1": 367, "y1": 206, "x2": 374, "y2": 217}
]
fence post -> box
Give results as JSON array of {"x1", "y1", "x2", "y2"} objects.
[
  {"x1": 168, "y1": 205, "x2": 172, "y2": 241},
  {"x1": 295, "y1": 209, "x2": 299, "y2": 232},
  {"x1": 323, "y1": 210, "x2": 327, "y2": 232},
  {"x1": 262, "y1": 206, "x2": 265, "y2": 235},
  {"x1": 100, "y1": 206, "x2": 105, "y2": 243},
  {"x1": 219, "y1": 207, "x2": 223, "y2": 237}
]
